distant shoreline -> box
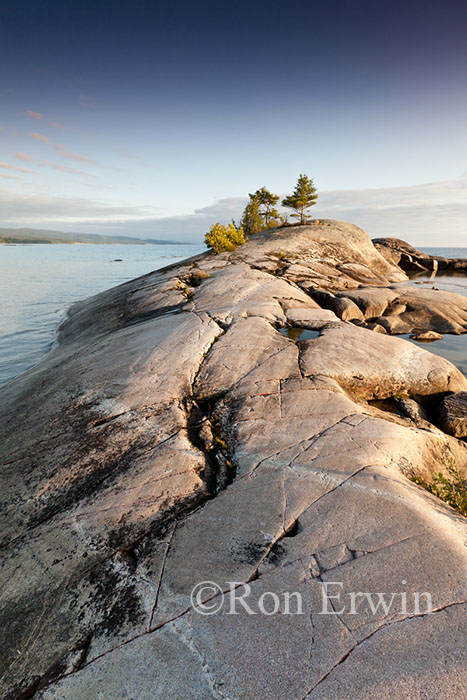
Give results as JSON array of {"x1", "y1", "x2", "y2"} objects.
[
  {"x1": 0, "y1": 227, "x2": 195, "y2": 246},
  {"x1": 0, "y1": 239, "x2": 194, "y2": 246}
]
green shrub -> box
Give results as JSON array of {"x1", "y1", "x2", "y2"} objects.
[
  {"x1": 409, "y1": 460, "x2": 467, "y2": 517},
  {"x1": 205, "y1": 222, "x2": 246, "y2": 254},
  {"x1": 184, "y1": 285, "x2": 195, "y2": 301}
]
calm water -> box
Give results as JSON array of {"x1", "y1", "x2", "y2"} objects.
[
  {"x1": 420, "y1": 247, "x2": 467, "y2": 259},
  {"x1": 0, "y1": 243, "x2": 202, "y2": 386},
  {"x1": 0, "y1": 244, "x2": 465, "y2": 388},
  {"x1": 401, "y1": 248, "x2": 467, "y2": 376}
]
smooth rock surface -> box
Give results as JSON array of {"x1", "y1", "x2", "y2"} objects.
[
  {"x1": 1, "y1": 221, "x2": 466, "y2": 700},
  {"x1": 299, "y1": 322, "x2": 466, "y2": 400},
  {"x1": 385, "y1": 285, "x2": 467, "y2": 334},
  {"x1": 285, "y1": 307, "x2": 340, "y2": 329},
  {"x1": 411, "y1": 330, "x2": 444, "y2": 341},
  {"x1": 337, "y1": 287, "x2": 399, "y2": 319}
]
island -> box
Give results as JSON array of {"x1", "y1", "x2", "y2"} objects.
[
  {"x1": 0, "y1": 227, "x2": 191, "y2": 245},
  {"x1": 0, "y1": 220, "x2": 466, "y2": 699}
]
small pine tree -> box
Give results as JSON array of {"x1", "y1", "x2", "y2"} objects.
[
  {"x1": 240, "y1": 193, "x2": 263, "y2": 235},
  {"x1": 249, "y1": 186, "x2": 280, "y2": 228},
  {"x1": 204, "y1": 222, "x2": 246, "y2": 254},
  {"x1": 282, "y1": 174, "x2": 318, "y2": 225}
]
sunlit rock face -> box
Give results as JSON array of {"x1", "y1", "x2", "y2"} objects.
[{"x1": 1, "y1": 220, "x2": 466, "y2": 700}]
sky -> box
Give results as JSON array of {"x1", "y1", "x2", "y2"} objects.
[{"x1": 0, "y1": 0, "x2": 466, "y2": 245}]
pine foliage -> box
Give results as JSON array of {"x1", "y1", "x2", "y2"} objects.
[
  {"x1": 282, "y1": 174, "x2": 318, "y2": 224},
  {"x1": 250, "y1": 186, "x2": 280, "y2": 228},
  {"x1": 240, "y1": 194, "x2": 263, "y2": 235}
]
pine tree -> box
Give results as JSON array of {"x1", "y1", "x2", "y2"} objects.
[
  {"x1": 282, "y1": 174, "x2": 318, "y2": 225},
  {"x1": 240, "y1": 193, "x2": 263, "y2": 235},
  {"x1": 250, "y1": 186, "x2": 280, "y2": 228}
]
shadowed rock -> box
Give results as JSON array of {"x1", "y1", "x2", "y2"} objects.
[
  {"x1": 373, "y1": 237, "x2": 467, "y2": 274},
  {"x1": 332, "y1": 284, "x2": 467, "y2": 335},
  {"x1": 439, "y1": 392, "x2": 467, "y2": 438}
]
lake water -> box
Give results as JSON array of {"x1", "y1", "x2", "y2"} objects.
[
  {"x1": 0, "y1": 244, "x2": 465, "y2": 387},
  {"x1": 0, "y1": 243, "x2": 203, "y2": 386},
  {"x1": 421, "y1": 247, "x2": 467, "y2": 259},
  {"x1": 401, "y1": 248, "x2": 467, "y2": 376}
]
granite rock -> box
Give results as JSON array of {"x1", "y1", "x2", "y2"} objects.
[{"x1": 1, "y1": 221, "x2": 466, "y2": 700}]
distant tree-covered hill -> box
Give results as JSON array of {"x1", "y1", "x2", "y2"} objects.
[{"x1": 0, "y1": 228, "x2": 190, "y2": 245}]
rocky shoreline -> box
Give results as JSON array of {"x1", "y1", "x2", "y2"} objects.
[
  {"x1": 373, "y1": 236, "x2": 467, "y2": 275},
  {"x1": 0, "y1": 220, "x2": 466, "y2": 699}
]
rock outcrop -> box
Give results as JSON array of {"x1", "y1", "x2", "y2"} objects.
[
  {"x1": 373, "y1": 237, "x2": 467, "y2": 274},
  {"x1": 1, "y1": 221, "x2": 466, "y2": 700}
]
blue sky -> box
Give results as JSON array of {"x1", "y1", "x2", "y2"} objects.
[{"x1": 0, "y1": 0, "x2": 466, "y2": 244}]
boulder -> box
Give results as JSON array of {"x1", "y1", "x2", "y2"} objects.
[
  {"x1": 374, "y1": 286, "x2": 467, "y2": 335},
  {"x1": 383, "y1": 302, "x2": 407, "y2": 316},
  {"x1": 337, "y1": 287, "x2": 399, "y2": 318},
  {"x1": 367, "y1": 322, "x2": 387, "y2": 333},
  {"x1": 308, "y1": 289, "x2": 365, "y2": 321},
  {"x1": 285, "y1": 307, "x2": 340, "y2": 329},
  {"x1": 411, "y1": 330, "x2": 443, "y2": 342},
  {"x1": 298, "y1": 322, "x2": 467, "y2": 400}
]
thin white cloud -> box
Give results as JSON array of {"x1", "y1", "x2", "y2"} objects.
[
  {"x1": 28, "y1": 132, "x2": 49, "y2": 143},
  {"x1": 16, "y1": 152, "x2": 36, "y2": 162},
  {"x1": 54, "y1": 144, "x2": 95, "y2": 164},
  {"x1": 26, "y1": 109, "x2": 67, "y2": 129},
  {"x1": 0, "y1": 173, "x2": 22, "y2": 180},
  {"x1": 26, "y1": 133, "x2": 95, "y2": 164},
  {"x1": 193, "y1": 197, "x2": 246, "y2": 219},
  {"x1": 127, "y1": 175, "x2": 467, "y2": 245},
  {"x1": 26, "y1": 112, "x2": 70, "y2": 130},
  {"x1": 184, "y1": 176, "x2": 467, "y2": 245},
  {"x1": 0, "y1": 175, "x2": 465, "y2": 245},
  {"x1": 0, "y1": 188, "x2": 158, "y2": 226},
  {"x1": 0, "y1": 161, "x2": 36, "y2": 174},
  {"x1": 41, "y1": 161, "x2": 88, "y2": 176},
  {"x1": 311, "y1": 175, "x2": 467, "y2": 244},
  {"x1": 26, "y1": 110, "x2": 43, "y2": 120}
]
